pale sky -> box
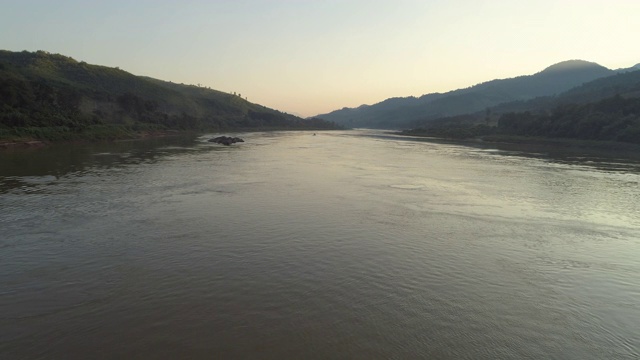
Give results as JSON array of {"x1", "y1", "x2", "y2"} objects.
[{"x1": 1, "y1": 0, "x2": 639, "y2": 117}]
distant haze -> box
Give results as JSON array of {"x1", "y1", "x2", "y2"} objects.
[{"x1": 1, "y1": 0, "x2": 639, "y2": 116}]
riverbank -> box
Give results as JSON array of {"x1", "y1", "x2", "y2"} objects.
[
  {"x1": 0, "y1": 129, "x2": 186, "y2": 151},
  {"x1": 396, "y1": 131, "x2": 640, "y2": 154},
  {"x1": 0, "y1": 140, "x2": 48, "y2": 150},
  {"x1": 0, "y1": 126, "x2": 345, "y2": 151},
  {"x1": 481, "y1": 134, "x2": 640, "y2": 152}
]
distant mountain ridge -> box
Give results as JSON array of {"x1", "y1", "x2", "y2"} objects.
[
  {"x1": 617, "y1": 63, "x2": 640, "y2": 72},
  {"x1": 315, "y1": 60, "x2": 617, "y2": 129}
]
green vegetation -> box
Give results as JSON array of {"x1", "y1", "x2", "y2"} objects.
[
  {"x1": 0, "y1": 50, "x2": 342, "y2": 143},
  {"x1": 403, "y1": 67, "x2": 640, "y2": 145},
  {"x1": 403, "y1": 94, "x2": 640, "y2": 145},
  {"x1": 497, "y1": 95, "x2": 640, "y2": 143}
]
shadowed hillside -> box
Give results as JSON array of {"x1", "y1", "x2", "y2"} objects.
[
  {"x1": 410, "y1": 68, "x2": 640, "y2": 129},
  {"x1": 316, "y1": 60, "x2": 613, "y2": 129},
  {"x1": 403, "y1": 69, "x2": 640, "y2": 144}
]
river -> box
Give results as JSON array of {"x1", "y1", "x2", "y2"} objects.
[{"x1": 1, "y1": 130, "x2": 639, "y2": 359}]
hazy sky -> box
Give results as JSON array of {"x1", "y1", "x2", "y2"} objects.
[{"x1": 2, "y1": 0, "x2": 639, "y2": 116}]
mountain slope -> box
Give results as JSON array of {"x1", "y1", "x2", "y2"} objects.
[
  {"x1": 495, "y1": 94, "x2": 640, "y2": 143},
  {"x1": 0, "y1": 50, "x2": 340, "y2": 141},
  {"x1": 462, "y1": 68, "x2": 640, "y2": 123},
  {"x1": 404, "y1": 69, "x2": 640, "y2": 144},
  {"x1": 316, "y1": 60, "x2": 613, "y2": 129}
]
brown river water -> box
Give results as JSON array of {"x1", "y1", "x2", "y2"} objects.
[{"x1": 1, "y1": 130, "x2": 639, "y2": 359}]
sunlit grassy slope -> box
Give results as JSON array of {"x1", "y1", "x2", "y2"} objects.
[{"x1": 0, "y1": 50, "x2": 340, "y2": 142}]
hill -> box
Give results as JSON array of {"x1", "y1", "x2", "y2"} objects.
[
  {"x1": 410, "y1": 68, "x2": 640, "y2": 129},
  {"x1": 403, "y1": 69, "x2": 640, "y2": 144},
  {"x1": 0, "y1": 50, "x2": 341, "y2": 142},
  {"x1": 315, "y1": 60, "x2": 613, "y2": 129}
]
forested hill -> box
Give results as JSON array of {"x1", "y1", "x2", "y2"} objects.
[
  {"x1": 409, "y1": 67, "x2": 640, "y2": 130},
  {"x1": 403, "y1": 69, "x2": 640, "y2": 145},
  {"x1": 0, "y1": 50, "x2": 341, "y2": 142},
  {"x1": 496, "y1": 94, "x2": 640, "y2": 143},
  {"x1": 315, "y1": 60, "x2": 614, "y2": 129}
]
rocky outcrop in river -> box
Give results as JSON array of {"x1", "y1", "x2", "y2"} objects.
[{"x1": 208, "y1": 136, "x2": 245, "y2": 146}]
